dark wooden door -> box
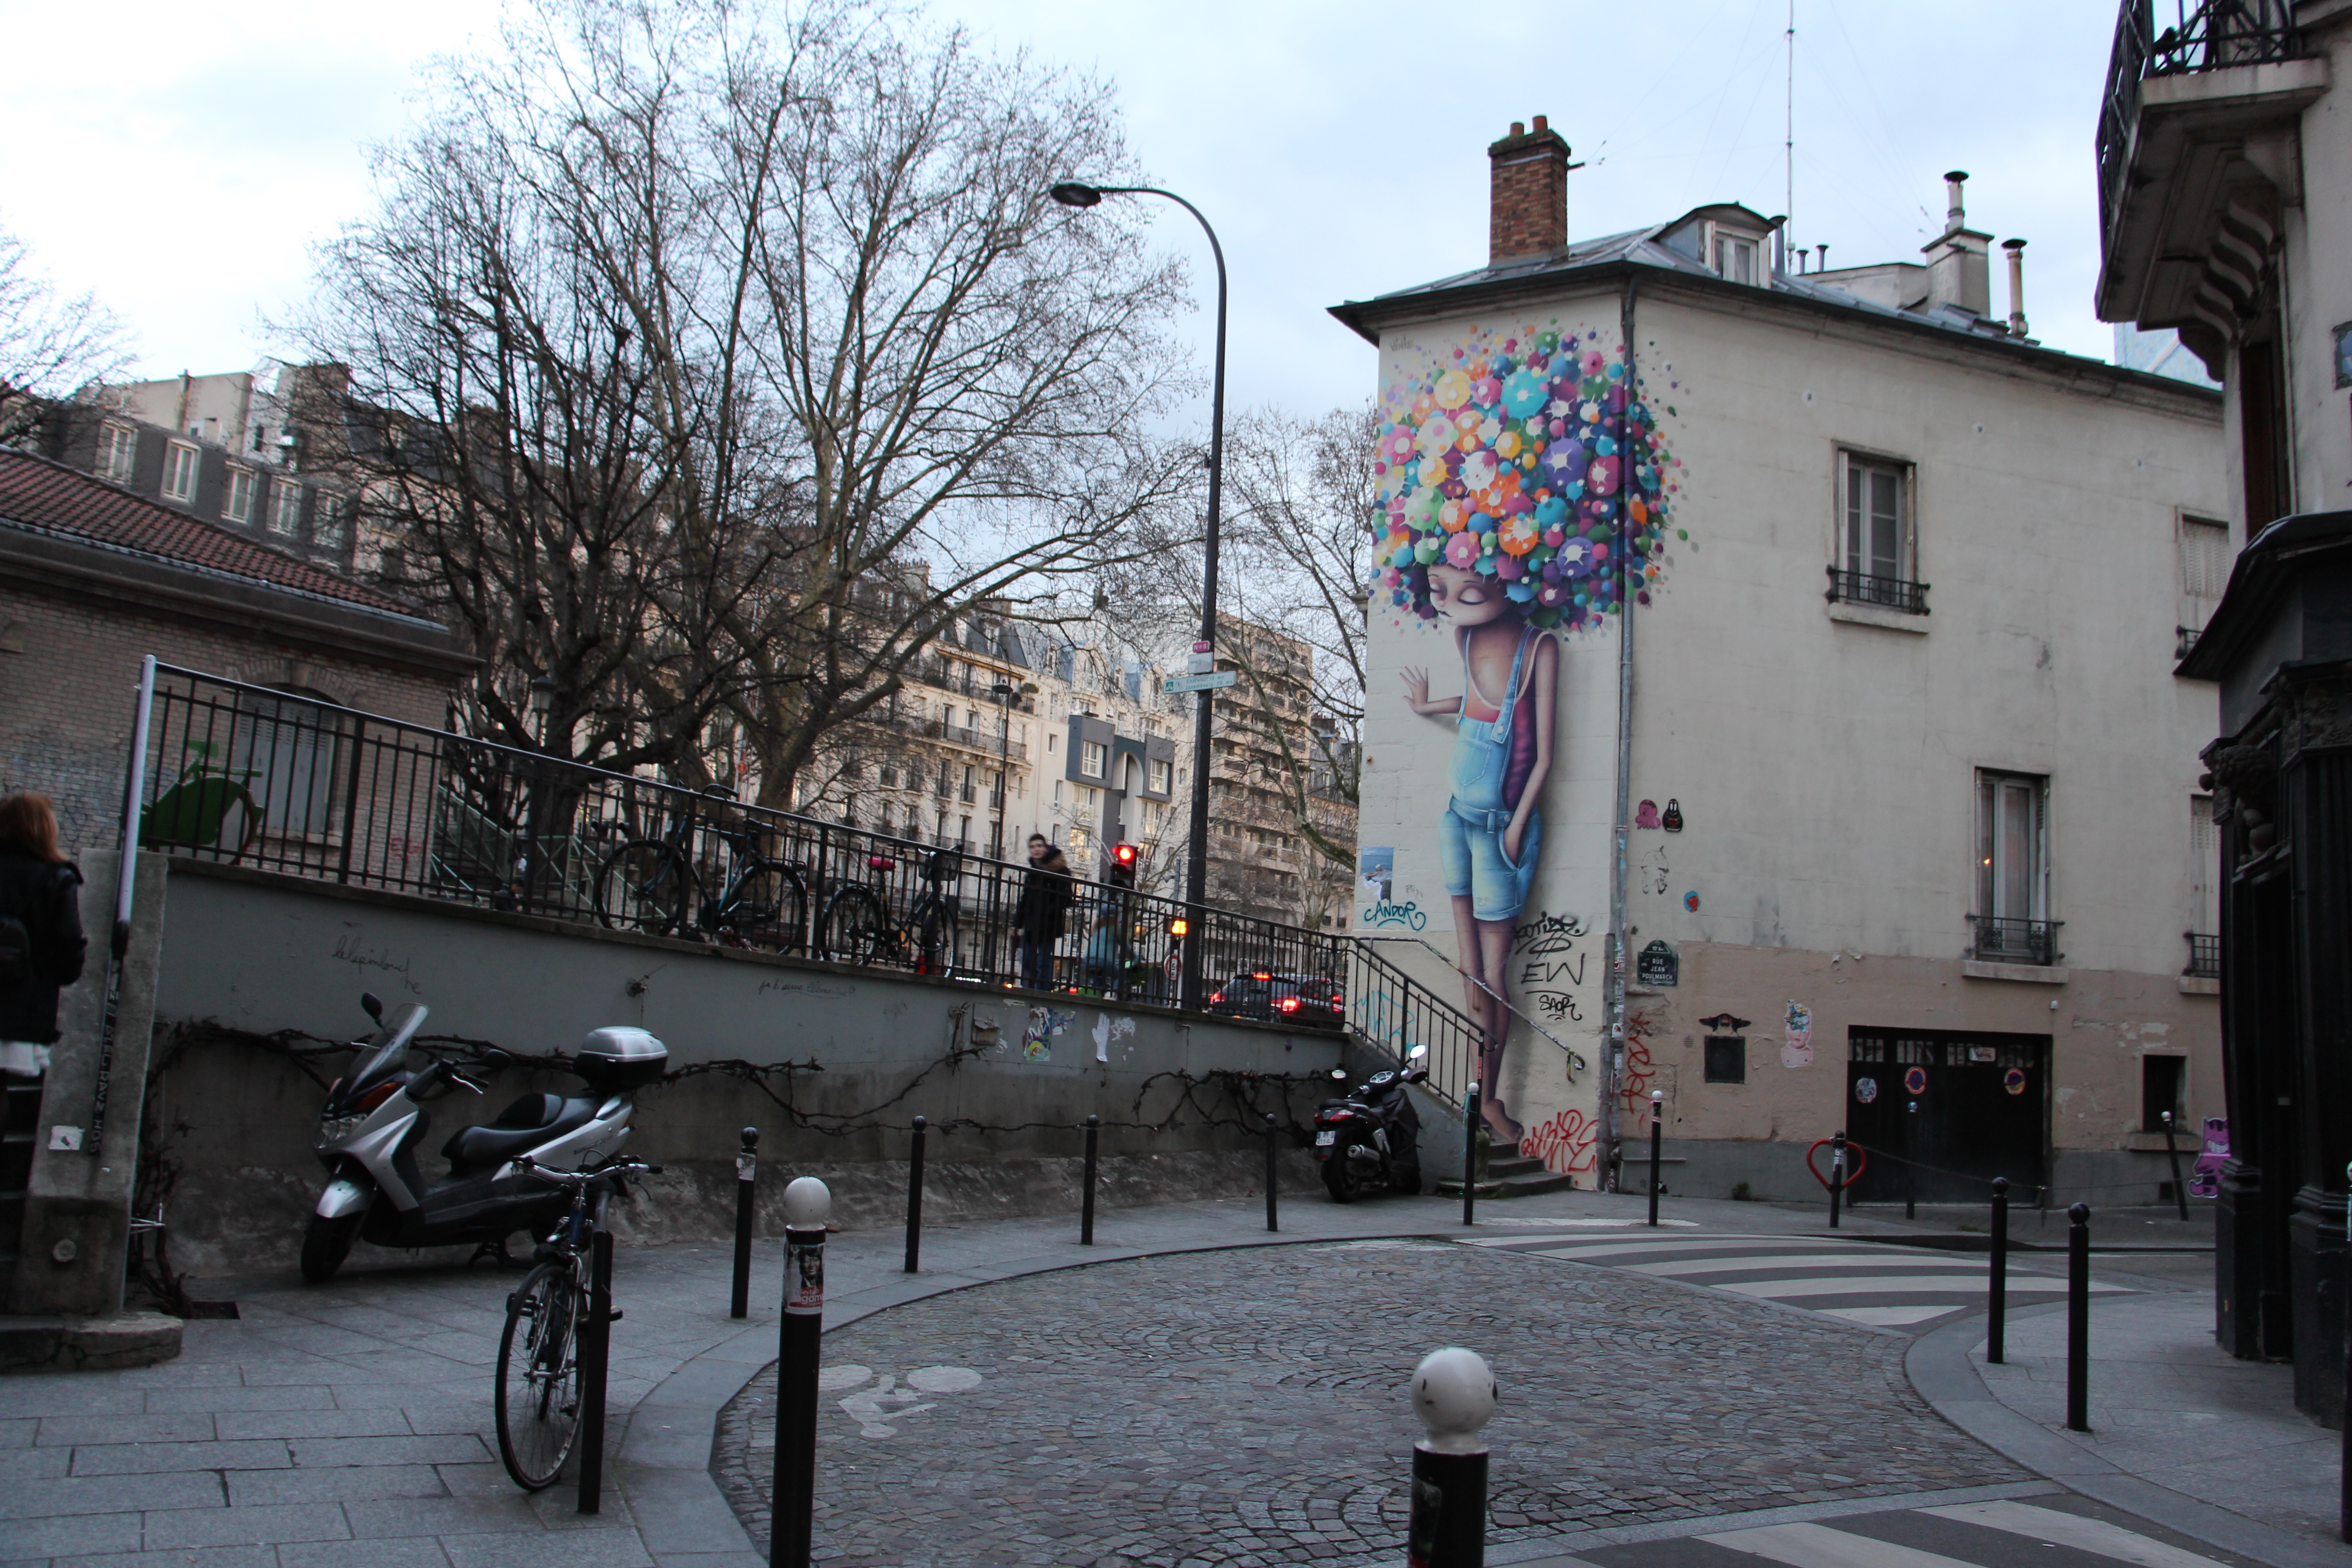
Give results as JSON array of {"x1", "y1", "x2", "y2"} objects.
[{"x1": 1844, "y1": 1029, "x2": 2048, "y2": 1205}]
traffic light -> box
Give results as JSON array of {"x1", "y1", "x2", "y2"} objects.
[{"x1": 1108, "y1": 841, "x2": 1138, "y2": 891}]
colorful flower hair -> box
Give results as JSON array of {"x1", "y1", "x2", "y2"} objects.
[{"x1": 1372, "y1": 323, "x2": 1677, "y2": 632}]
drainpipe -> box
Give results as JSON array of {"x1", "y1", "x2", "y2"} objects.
[{"x1": 1600, "y1": 273, "x2": 1642, "y2": 1190}]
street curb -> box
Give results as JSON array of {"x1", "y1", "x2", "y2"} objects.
[
  {"x1": 1904, "y1": 1300, "x2": 2352, "y2": 1568},
  {"x1": 610, "y1": 1223, "x2": 1455, "y2": 1567}
]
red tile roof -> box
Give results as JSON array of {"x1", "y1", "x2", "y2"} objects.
[{"x1": 0, "y1": 449, "x2": 429, "y2": 619}]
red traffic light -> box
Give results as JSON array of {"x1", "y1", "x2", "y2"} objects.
[{"x1": 1113, "y1": 841, "x2": 1137, "y2": 867}]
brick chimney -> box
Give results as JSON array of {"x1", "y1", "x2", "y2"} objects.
[{"x1": 1488, "y1": 116, "x2": 1571, "y2": 264}]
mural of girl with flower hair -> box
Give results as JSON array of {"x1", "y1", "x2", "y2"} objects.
[{"x1": 1401, "y1": 576, "x2": 1555, "y2": 1142}]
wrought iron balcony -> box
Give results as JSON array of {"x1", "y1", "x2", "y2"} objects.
[
  {"x1": 2185, "y1": 931, "x2": 2221, "y2": 979},
  {"x1": 1825, "y1": 566, "x2": 1929, "y2": 615},
  {"x1": 2176, "y1": 625, "x2": 2204, "y2": 660},
  {"x1": 2099, "y1": 0, "x2": 2304, "y2": 244},
  {"x1": 1970, "y1": 915, "x2": 2064, "y2": 967}
]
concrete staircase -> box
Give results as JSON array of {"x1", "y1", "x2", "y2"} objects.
[{"x1": 1485, "y1": 1142, "x2": 1577, "y2": 1198}]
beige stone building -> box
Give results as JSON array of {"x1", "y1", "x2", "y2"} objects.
[{"x1": 1205, "y1": 617, "x2": 1358, "y2": 930}]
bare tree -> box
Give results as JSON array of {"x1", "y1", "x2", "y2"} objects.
[{"x1": 0, "y1": 222, "x2": 134, "y2": 446}]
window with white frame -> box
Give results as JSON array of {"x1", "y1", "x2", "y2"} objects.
[
  {"x1": 1080, "y1": 740, "x2": 1106, "y2": 778},
  {"x1": 1842, "y1": 454, "x2": 1911, "y2": 585},
  {"x1": 1052, "y1": 780, "x2": 1063, "y2": 807},
  {"x1": 224, "y1": 467, "x2": 256, "y2": 524},
  {"x1": 1150, "y1": 758, "x2": 1171, "y2": 794},
  {"x1": 161, "y1": 441, "x2": 200, "y2": 504},
  {"x1": 95, "y1": 424, "x2": 137, "y2": 484},
  {"x1": 1710, "y1": 230, "x2": 1759, "y2": 284},
  {"x1": 314, "y1": 493, "x2": 351, "y2": 552},
  {"x1": 1975, "y1": 768, "x2": 2048, "y2": 930},
  {"x1": 268, "y1": 479, "x2": 304, "y2": 536}
]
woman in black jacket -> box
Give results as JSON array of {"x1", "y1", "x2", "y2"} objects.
[
  {"x1": 1012, "y1": 834, "x2": 1072, "y2": 990},
  {"x1": 0, "y1": 792, "x2": 87, "y2": 1079}
]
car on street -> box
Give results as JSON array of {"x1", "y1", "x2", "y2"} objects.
[{"x1": 1206, "y1": 970, "x2": 1345, "y2": 1027}]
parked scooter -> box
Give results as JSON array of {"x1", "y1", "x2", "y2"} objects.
[
  {"x1": 1313, "y1": 1045, "x2": 1431, "y2": 1203},
  {"x1": 301, "y1": 991, "x2": 668, "y2": 1283}
]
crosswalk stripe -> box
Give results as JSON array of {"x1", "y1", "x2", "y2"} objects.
[
  {"x1": 1460, "y1": 1233, "x2": 1798, "y2": 1252},
  {"x1": 1627, "y1": 1254, "x2": 1993, "y2": 1278},
  {"x1": 1700, "y1": 1520, "x2": 1984, "y2": 1568},
  {"x1": 1918, "y1": 1502, "x2": 2227, "y2": 1568},
  {"x1": 1720, "y1": 1274, "x2": 2121, "y2": 1300}
]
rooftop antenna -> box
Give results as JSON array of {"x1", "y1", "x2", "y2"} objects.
[{"x1": 1784, "y1": 0, "x2": 1796, "y2": 245}]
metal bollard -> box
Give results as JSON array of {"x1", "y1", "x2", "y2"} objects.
[
  {"x1": 2162, "y1": 1111, "x2": 2189, "y2": 1222},
  {"x1": 1828, "y1": 1130, "x2": 1847, "y2": 1230},
  {"x1": 1647, "y1": 1089, "x2": 1664, "y2": 1227},
  {"x1": 730, "y1": 1127, "x2": 758, "y2": 1319},
  {"x1": 1406, "y1": 1347, "x2": 1496, "y2": 1568},
  {"x1": 904, "y1": 1116, "x2": 926, "y2": 1274},
  {"x1": 1905, "y1": 1100, "x2": 1918, "y2": 1220},
  {"x1": 576, "y1": 1226, "x2": 614, "y2": 1514},
  {"x1": 1264, "y1": 1112, "x2": 1279, "y2": 1233},
  {"x1": 1462, "y1": 1082, "x2": 1480, "y2": 1227},
  {"x1": 1987, "y1": 1177, "x2": 2009, "y2": 1364},
  {"x1": 770, "y1": 1177, "x2": 830, "y2": 1568},
  {"x1": 1080, "y1": 1114, "x2": 1099, "y2": 1245},
  {"x1": 2342, "y1": 1161, "x2": 2351, "y2": 1543},
  {"x1": 2066, "y1": 1201, "x2": 2091, "y2": 1432}
]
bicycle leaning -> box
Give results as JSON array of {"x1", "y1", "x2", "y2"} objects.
[
  {"x1": 593, "y1": 786, "x2": 808, "y2": 952},
  {"x1": 493, "y1": 1155, "x2": 660, "y2": 1492},
  {"x1": 821, "y1": 843, "x2": 965, "y2": 978}
]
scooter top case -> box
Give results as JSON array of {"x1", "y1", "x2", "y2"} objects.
[{"x1": 574, "y1": 1027, "x2": 668, "y2": 1091}]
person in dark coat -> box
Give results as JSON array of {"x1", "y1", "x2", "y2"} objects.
[
  {"x1": 0, "y1": 792, "x2": 87, "y2": 1078},
  {"x1": 1012, "y1": 834, "x2": 1072, "y2": 990}
]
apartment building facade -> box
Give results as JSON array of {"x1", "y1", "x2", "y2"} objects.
[
  {"x1": 1338, "y1": 120, "x2": 2227, "y2": 1207},
  {"x1": 1204, "y1": 618, "x2": 1358, "y2": 929}
]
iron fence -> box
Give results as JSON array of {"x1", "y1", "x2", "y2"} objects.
[
  {"x1": 2184, "y1": 931, "x2": 2221, "y2": 979},
  {"x1": 1825, "y1": 566, "x2": 1929, "y2": 615},
  {"x1": 125, "y1": 664, "x2": 1485, "y2": 1105},
  {"x1": 1970, "y1": 915, "x2": 2064, "y2": 967}
]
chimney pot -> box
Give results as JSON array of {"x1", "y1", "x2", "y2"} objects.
[
  {"x1": 1487, "y1": 118, "x2": 1572, "y2": 265},
  {"x1": 1944, "y1": 170, "x2": 1969, "y2": 230},
  {"x1": 2003, "y1": 237, "x2": 2029, "y2": 338}
]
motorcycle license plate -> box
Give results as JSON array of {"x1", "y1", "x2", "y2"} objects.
[{"x1": 1315, "y1": 1130, "x2": 1336, "y2": 1146}]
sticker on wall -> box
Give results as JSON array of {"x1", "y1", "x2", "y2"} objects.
[
  {"x1": 1636, "y1": 939, "x2": 1679, "y2": 987},
  {"x1": 1781, "y1": 1000, "x2": 1813, "y2": 1069},
  {"x1": 1023, "y1": 1007, "x2": 1070, "y2": 1062},
  {"x1": 2002, "y1": 1067, "x2": 2028, "y2": 1096},
  {"x1": 1661, "y1": 798, "x2": 1684, "y2": 833},
  {"x1": 1854, "y1": 1077, "x2": 1879, "y2": 1105},
  {"x1": 1969, "y1": 1046, "x2": 1998, "y2": 1063},
  {"x1": 1903, "y1": 1065, "x2": 1929, "y2": 1096},
  {"x1": 1636, "y1": 799, "x2": 1661, "y2": 829},
  {"x1": 1683, "y1": 890, "x2": 1700, "y2": 912},
  {"x1": 2190, "y1": 1117, "x2": 2229, "y2": 1198}
]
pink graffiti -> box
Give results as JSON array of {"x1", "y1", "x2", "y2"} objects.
[
  {"x1": 2189, "y1": 1117, "x2": 2229, "y2": 1200},
  {"x1": 1525, "y1": 1107, "x2": 1597, "y2": 1176}
]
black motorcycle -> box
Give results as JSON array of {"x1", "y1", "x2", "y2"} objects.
[{"x1": 1313, "y1": 1047, "x2": 1431, "y2": 1202}]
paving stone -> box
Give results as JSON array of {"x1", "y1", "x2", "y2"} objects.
[
  {"x1": 436, "y1": 1529, "x2": 654, "y2": 1568},
  {"x1": 282, "y1": 1436, "x2": 490, "y2": 1469},
  {"x1": 139, "y1": 1388, "x2": 334, "y2": 1416},
  {"x1": 211, "y1": 1410, "x2": 413, "y2": 1441},
  {"x1": 0, "y1": 1445, "x2": 74, "y2": 1480},
  {"x1": 711, "y1": 1241, "x2": 2025, "y2": 1568},
  {"x1": 276, "y1": 1539, "x2": 456, "y2": 1568},
  {"x1": 344, "y1": 1494, "x2": 551, "y2": 1539},
  {"x1": 36, "y1": 1417, "x2": 216, "y2": 1450},
  {"x1": 0, "y1": 1508, "x2": 146, "y2": 1556},
  {"x1": 0, "y1": 1474, "x2": 225, "y2": 1521},
  {"x1": 49, "y1": 1545, "x2": 275, "y2": 1568},
  {"x1": 64, "y1": 1442, "x2": 289, "y2": 1478},
  {"x1": 139, "y1": 1502, "x2": 351, "y2": 1549},
  {"x1": 223, "y1": 1465, "x2": 448, "y2": 1507},
  {"x1": 0, "y1": 1388, "x2": 145, "y2": 1421}
]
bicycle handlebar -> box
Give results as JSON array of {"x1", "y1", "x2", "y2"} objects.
[{"x1": 514, "y1": 1156, "x2": 662, "y2": 1187}]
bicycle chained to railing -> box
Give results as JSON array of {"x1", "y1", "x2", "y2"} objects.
[
  {"x1": 821, "y1": 843, "x2": 966, "y2": 979},
  {"x1": 493, "y1": 1155, "x2": 662, "y2": 1492},
  {"x1": 593, "y1": 785, "x2": 810, "y2": 952}
]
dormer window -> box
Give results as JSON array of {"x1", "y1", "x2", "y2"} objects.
[{"x1": 1711, "y1": 229, "x2": 1760, "y2": 284}]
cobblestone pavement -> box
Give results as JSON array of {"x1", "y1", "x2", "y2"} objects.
[{"x1": 712, "y1": 1238, "x2": 2027, "y2": 1567}]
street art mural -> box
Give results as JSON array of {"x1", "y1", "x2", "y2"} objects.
[{"x1": 1368, "y1": 315, "x2": 1685, "y2": 1152}]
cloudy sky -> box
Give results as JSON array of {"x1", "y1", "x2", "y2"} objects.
[{"x1": 0, "y1": 0, "x2": 2127, "y2": 416}]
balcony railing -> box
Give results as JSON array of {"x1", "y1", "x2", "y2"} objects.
[
  {"x1": 2176, "y1": 625, "x2": 2203, "y2": 660},
  {"x1": 2184, "y1": 931, "x2": 2221, "y2": 979},
  {"x1": 2100, "y1": 0, "x2": 2304, "y2": 243},
  {"x1": 1825, "y1": 566, "x2": 1928, "y2": 615},
  {"x1": 1970, "y1": 915, "x2": 2064, "y2": 967},
  {"x1": 124, "y1": 662, "x2": 1492, "y2": 1108},
  {"x1": 858, "y1": 708, "x2": 1028, "y2": 763}
]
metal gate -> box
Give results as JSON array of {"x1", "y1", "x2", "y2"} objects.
[{"x1": 1843, "y1": 1028, "x2": 2048, "y2": 1205}]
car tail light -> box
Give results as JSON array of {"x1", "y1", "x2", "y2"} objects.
[
  {"x1": 1277, "y1": 996, "x2": 1301, "y2": 1014},
  {"x1": 1251, "y1": 971, "x2": 1271, "y2": 981},
  {"x1": 1209, "y1": 991, "x2": 1224, "y2": 1004}
]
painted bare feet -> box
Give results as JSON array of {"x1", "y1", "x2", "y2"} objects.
[{"x1": 1483, "y1": 1100, "x2": 1524, "y2": 1146}]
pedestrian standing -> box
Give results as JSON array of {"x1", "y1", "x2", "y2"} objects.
[
  {"x1": 1013, "y1": 835, "x2": 1072, "y2": 990},
  {"x1": 0, "y1": 793, "x2": 88, "y2": 1080}
]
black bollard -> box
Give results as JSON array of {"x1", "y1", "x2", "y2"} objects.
[
  {"x1": 1462, "y1": 1081, "x2": 1480, "y2": 1227},
  {"x1": 1407, "y1": 1347, "x2": 1496, "y2": 1568},
  {"x1": 1647, "y1": 1089, "x2": 1663, "y2": 1227},
  {"x1": 1264, "y1": 1112, "x2": 1279, "y2": 1233},
  {"x1": 1080, "y1": 1114, "x2": 1099, "y2": 1245},
  {"x1": 2162, "y1": 1111, "x2": 2189, "y2": 1223},
  {"x1": 904, "y1": 1115, "x2": 926, "y2": 1274},
  {"x1": 1988, "y1": 1177, "x2": 2009, "y2": 1364},
  {"x1": 730, "y1": 1126, "x2": 759, "y2": 1319},
  {"x1": 576, "y1": 1225, "x2": 613, "y2": 1514},
  {"x1": 1828, "y1": 1130, "x2": 1847, "y2": 1230},
  {"x1": 770, "y1": 1178, "x2": 830, "y2": 1568},
  {"x1": 2066, "y1": 1201, "x2": 2091, "y2": 1432},
  {"x1": 1905, "y1": 1100, "x2": 1918, "y2": 1220},
  {"x1": 2342, "y1": 1161, "x2": 2351, "y2": 1543}
]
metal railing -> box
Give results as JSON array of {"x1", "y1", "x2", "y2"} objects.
[
  {"x1": 2176, "y1": 625, "x2": 2203, "y2": 660},
  {"x1": 2099, "y1": 0, "x2": 2304, "y2": 249},
  {"x1": 1970, "y1": 915, "x2": 2064, "y2": 967},
  {"x1": 1825, "y1": 566, "x2": 1929, "y2": 615},
  {"x1": 123, "y1": 664, "x2": 1485, "y2": 1106},
  {"x1": 2184, "y1": 931, "x2": 2221, "y2": 979}
]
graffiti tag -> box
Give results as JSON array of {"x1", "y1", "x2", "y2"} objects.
[
  {"x1": 331, "y1": 935, "x2": 420, "y2": 995},
  {"x1": 1512, "y1": 911, "x2": 1588, "y2": 955},
  {"x1": 1512, "y1": 911, "x2": 1592, "y2": 1026},
  {"x1": 1359, "y1": 898, "x2": 1430, "y2": 931},
  {"x1": 1524, "y1": 1107, "x2": 1598, "y2": 1176}
]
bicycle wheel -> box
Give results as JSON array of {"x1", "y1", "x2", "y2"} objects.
[
  {"x1": 595, "y1": 841, "x2": 691, "y2": 937},
  {"x1": 916, "y1": 903, "x2": 961, "y2": 979},
  {"x1": 495, "y1": 1262, "x2": 582, "y2": 1491},
  {"x1": 822, "y1": 886, "x2": 889, "y2": 965},
  {"x1": 732, "y1": 865, "x2": 809, "y2": 954}
]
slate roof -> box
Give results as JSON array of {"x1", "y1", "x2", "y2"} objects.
[{"x1": 0, "y1": 448, "x2": 431, "y2": 622}]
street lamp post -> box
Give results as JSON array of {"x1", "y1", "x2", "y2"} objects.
[
  {"x1": 992, "y1": 680, "x2": 1014, "y2": 859},
  {"x1": 1048, "y1": 180, "x2": 1227, "y2": 1011}
]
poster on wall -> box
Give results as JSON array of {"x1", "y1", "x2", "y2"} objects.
[{"x1": 1367, "y1": 314, "x2": 1686, "y2": 1161}]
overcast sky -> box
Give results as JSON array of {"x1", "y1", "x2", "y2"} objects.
[{"x1": 0, "y1": 0, "x2": 2128, "y2": 417}]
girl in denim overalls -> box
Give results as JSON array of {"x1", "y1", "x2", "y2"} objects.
[{"x1": 1402, "y1": 564, "x2": 1558, "y2": 1143}]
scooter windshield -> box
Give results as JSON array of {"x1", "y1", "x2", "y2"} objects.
[{"x1": 346, "y1": 1004, "x2": 430, "y2": 1094}]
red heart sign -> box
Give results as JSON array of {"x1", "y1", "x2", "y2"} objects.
[{"x1": 1805, "y1": 1138, "x2": 1868, "y2": 1191}]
